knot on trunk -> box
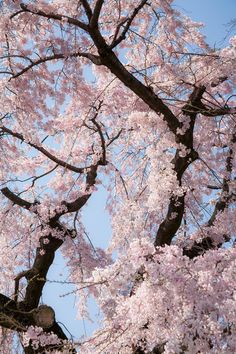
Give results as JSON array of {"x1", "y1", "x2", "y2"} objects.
[{"x1": 32, "y1": 305, "x2": 55, "y2": 329}]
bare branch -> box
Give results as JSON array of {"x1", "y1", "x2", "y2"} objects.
[
  {"x1": 173, "y1": 51, "x2": 220, "y2": 59},
  {"x1": 107, "y1": 129, "x2": 123, "y2": 147},
  {"x1": 90, "y1": 0, "x2": 104, "y2": 28},
  {"x1": 200, "y1": 106, "x2": 236, "y2": 117},
  {"x1": 11, "y1": 53, "x2": 64, "y2": 78},
  {"x1": 0, "y1": 71, "x2": 13, "y2": 76},
  {"x1": 80, "y1": 0, "x2": 92, "y2": 20}
]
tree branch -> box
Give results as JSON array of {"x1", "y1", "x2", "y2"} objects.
[
  {"x1": 89, "y1": 29, "x2": 180, "y2": 134},
  {"x1": 19, "y1": 3, "x2": 88, "y2": 31},
  {"x1": 199, "y1": 105, "x2": 236, "y2": 117},
  {"x1": 80, "y1": 0, "x2": 92, "y2": 20},
  {"x1": 3, "y1": 52, "x2": 101, "y2": 79},
  {"x1": 14, "y1": 2, "x2": 180, "y2": 135},
  {"x1": 62, "y1": 164, "x2": 98, "y2": 213},
  {"x1": 10, "y1": 162, "x2": 99, "y2": 311},
  {"x1": 90, "y1": 0, "x2": 104, "y2": 28},
  {"x1": 154, "y1": 82, "x2": 233, "y2": 247},
  {"x1": 91, "y1": 115, "x2": 107, "y2": 165},
  {"x1": 184, "y1": 133, "x2": 236, "y2": 258},
  {"x1": 154, "y1": 86, "x2": 205, "y2": 246},
  {"x1": 0, "y1": 293, "x2": 72, "y2": 353},
  {"x1": 110, "y1": 0, "x2": 148, "y2": 48},
  {"x1": 1, "y1": 187, "x2": 34, "y2": 210},
  {"x1": 0, "y1": 126, "x2": 86, "y2": 173}
]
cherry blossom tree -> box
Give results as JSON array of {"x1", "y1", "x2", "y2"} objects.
[{"x1": 0, "y1": 1, "x2": 235, "y2": 353}]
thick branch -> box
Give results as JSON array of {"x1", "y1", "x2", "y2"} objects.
[
  {"x1": 155, "y1": 194, "x2": 185, "y2": 247},
  {"x1": 91, "y1": 117, "x2": 106, "y2": 165},
  {"x1": 20, "y1": 222, "x2": 65, "y2": 310},
  {"x1": 1, "y1": 176, "x2": 97, "y2": 310},
  {"x1": 90, "y1": 0, "x2": 104, "y2": 28},
  {"x1": 15, "y1": 2, "x2": 179, "y2": 135},
  {"x1": 61, "y1": 164, "x2": 98, "y2": 213},
  {"x1": 0, "y1": 171, "x2": 98, "y2": 313},
  {"x1": 17, "y1": 164, "x2": 98, "y2": 310},
  {"x1": 0, "y1": 296, "x2": 54, "y2": 331},
  {"x1": 0, "y1": 294, "x2": 71, "y2": 353},
  {"x1": 1, "y1": 187, "x2": 34, "y2": 210},
  {"x1": 155, "y1": 86, "x2": 205, "y2": 246},
  {"x1": 182, "y1": 82, "x2": 235, "y2": 117},
  {"x1": 155, "y1": 82, "x2": 233, "y2": 247},
  {"x1": 154, "y1": 147, "x2": 198, "y2": 246},
  {"x1": 154, "y1": 81, "x2": 234, "y2": 247},
  {"x1": 89, "y1": 28, "x2": 180, "y2": 135},
  {"x1": 0, "y1": 294, "x2": 27, "y2": 331}
]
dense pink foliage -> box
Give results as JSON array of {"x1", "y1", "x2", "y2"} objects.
[{"x1": 0, "y1": 1, "x2": 235, "y2": 353}]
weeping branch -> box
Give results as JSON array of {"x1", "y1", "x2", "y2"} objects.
[{"x1": 184, "y1": 133, "x2": 236, "y2": 258}]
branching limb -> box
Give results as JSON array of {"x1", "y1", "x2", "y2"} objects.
[
  {"x1": 154, "y1": 79, "x2": 234, "y2": 247},
  {"x1": 198, "y1": 105, "x2": 236, "y2": 117},
  {"x1": 181, "y1": 78, "x2": 235, "y2": 117},
  {"x1": 1, "y1": 173, "x2": 99, "y2": 325},
  {"x1": 21, "y1": 164, "x2": 59, "y2": 192},
  {"x1": 90, "y1": 0, "x2": 105, "y2": 28},
  {"x1": 14, "y1": 271, "x2": 31, "y2": 302},
  {"x1": 106, "y1": 129, "x2": 123, "y2": 147},
  {"x1": 17, "y1": 224, "x2": 74, "y2": 313},
  {"x1": 155, "y1": 81, "x2": 234, "y2": 247},
  {"x1": 155, "y1": 86, "x2": 204, "y2": 246},
  {"x1": 110, "y1": 0, "x2": 148, "y2": 49},
  {"x1": 9, "y1": 2, "x2": 180, "y2": 135}
]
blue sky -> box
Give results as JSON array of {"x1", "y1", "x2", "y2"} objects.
[
  {"x1": 43, "y1": 0, "x2": 236, "y2": 344},
  {"x1": 174, "y1": 0, "x2": 236, "y2": 46}
]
